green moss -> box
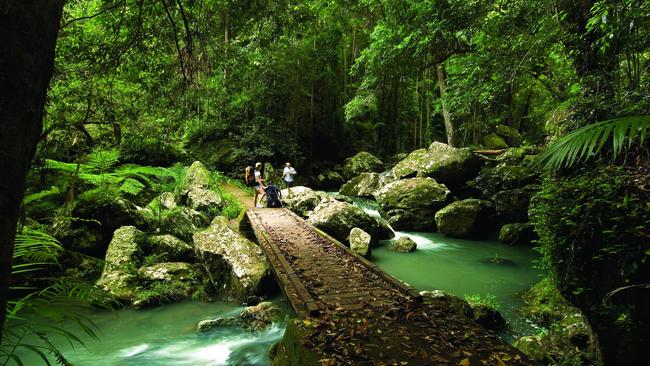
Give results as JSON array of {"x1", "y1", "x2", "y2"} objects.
[{"x1": 270, "y1": 319, "x2": 321, "y2": 366}]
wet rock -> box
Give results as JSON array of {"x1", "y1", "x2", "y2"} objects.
[
  {"x1": 316, "y1": 169, "x2": 345, "y2": 189},
  {"x1": 341, "y1": 152, "x2": 384, "y2": 179},
  {"x1": 493, "y1": 184, "x2": 538, "y2": 222},
  {"x1": 240, "y1": 301, "x2": 283, "y2": 331},
  {"x1": 308, "y1": 200, "x2": 390, "y2": 243},
  {"x1": 147, "y1": 234, "x2": 194, "y2": 261},
  {"x1": 468, "y1": 164, "x2": 538, "y2": 199},
  {"x1": 269, "y1": 319, "x2": 321, "y2": 366},
  {"x1": 434, "y1": 199, "x2": 495, "y2": 238},
  {"x1": 193, "y1": 216, "x2": 271, "y2": 301},
  {"x1": 482, "y1": 133, "x2": 508, "y2": 149},
  {"x1": 470, "y1": 303, "x2": 506, "y2": 330},
  {"x1": 197, "y1": 317, "x2": 241, "y2": 333},
  {"x1": 498, "y1": 223, "x2": 537, "y2": 245},
  {"x1": 391, "y1": 237, "x2": 417, "y2": 253},
  {"x1": 512, "y1": 336, "x2": 547, "y2": 362},
  {"x1": 391, "y1": 142, "x2": 482, "y2": 188},
  {"x1": 420, "y1": 290, "x2": 473, "y2": 317},
  {"x1": 137, "y1": 262, "x2": 194, "y2": 282},
  {"x1": 348, "y1": 227, "x2": 371, "y2": 257},
  {"x1": 375, "y1": 177, "x2": 451, "y2": 231},
  {"x1": 281, "y1": 186, "x2": 324, "y2": 217},
  {"x1": 97, "y1": 226, "x2": 145, "y2": 302},
  {"x1": 339, "y1": 172, "x2": 381, "y2": 198}
]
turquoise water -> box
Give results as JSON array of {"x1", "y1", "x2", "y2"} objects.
[
  {"x1": 343, "y1": 195, "x2": 542, "y2": 339},
  {"x1": 10, "y1": 301, "x2": 287, "y2": 366}
]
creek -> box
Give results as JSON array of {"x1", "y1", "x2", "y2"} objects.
[
  {"x1": 13, "y1": 196, "x2": 540, "y2": 365},
  {"x1": 348, "y1": 196, "x2": 542, "y2": 340}
]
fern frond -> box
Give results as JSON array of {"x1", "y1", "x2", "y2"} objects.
[
  {"x1": 23, "y1": 186, "x2": 61, "y2": 206},
  {"x1": 85, "y1": 148, "x2": 120, "y2": 173},
  {"x1": 536, "y1": 116, "x2": 650, "y2": 171}
]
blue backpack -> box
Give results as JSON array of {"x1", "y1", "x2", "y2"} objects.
[{"x1": 265, "y1": 185, "x2": 282, "y2": 208}]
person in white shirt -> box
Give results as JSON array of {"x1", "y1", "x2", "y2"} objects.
[
  {"x1": 282, "y1": 162, "x2": 297, "y2": 198},
  {"x1": 253, "y1": 162, "x2": 266, "y2": 208}
]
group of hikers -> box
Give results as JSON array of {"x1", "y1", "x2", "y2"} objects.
[{"x1": 244, "y1": 162, "x2": 297, "y2": 208}]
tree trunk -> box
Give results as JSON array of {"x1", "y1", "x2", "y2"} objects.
[
  {"x1": 437, "y1": 63, "x2": 458, "y2": 147},
  {"x1": 0, "y1": 0, "x2": 64, "y2": 341}
]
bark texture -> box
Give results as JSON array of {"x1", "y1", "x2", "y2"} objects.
[{"x1": 0, "y1": 0, "x2": 64, "y2": 341}]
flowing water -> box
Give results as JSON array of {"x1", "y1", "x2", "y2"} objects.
[
  {"x1": 14, "y1": 195, "x2": 541, "y2": 365},
  {"x1": 346, "y1": 195, "x2": 542, "y2": 340},
  {"x1": 11, "y1": 300, "x2": 288, "y2": 366}
]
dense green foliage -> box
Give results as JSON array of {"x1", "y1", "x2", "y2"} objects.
[
  {"x1": 529, "y1": 163, "x2": 650, "y2": 364},
  {"x1": 43, "y1": 0, "x2": 650, "y2": 174}
]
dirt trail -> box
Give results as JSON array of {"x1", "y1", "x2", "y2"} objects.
[{"x1": 221, "y1": 182, "x2": 254, "y2": 229}]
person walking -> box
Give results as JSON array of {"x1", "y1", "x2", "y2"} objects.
[
  {"x1": 253, "y1": 162, "x2": 266, "y2": 208},
  {"x1": 282, "y1": 162, "x2": 297, "y2": 198}
]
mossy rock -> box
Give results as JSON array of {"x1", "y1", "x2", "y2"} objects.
[
  {"x1": 316, "y1": 169, "x2": 345, "y2": 189},
  {"x1": 97, "y1": 226, "x2": 146, "y2": 302},
  {"x1": 482, "y1": 133, "x2": 508, "y2": 149},
  {"x1": 339, "y1": 172, "x2": 381, "y2": 198},
  {"x1": 494, "y1": 125, "x2": 522, "y2": 146},
  {"x1": 270, "y1": 319, "x2": 321, "y2": 366},
  {"x1": 434, "y1": 199, "x2": 495, "y2": 238},
  {"x1": 375, "y1": 177, "x2": 450, "y2": 231},
  {"x1": 348, "y1": 227, "x2": 371, "y2": 257},
  {"x1": 468, "y1": 164, "x2": 538, "y2": 199},
  {"x1": 493, "y1": 185, "x2": 539, "y2": 222},
  {"x1": 341, "y1": 151, "x2": 384, "y2": 180},
  {"x1": 391, "y1": 142, "x2": 482, "y2": 188},
  {"x1": 498, "y1": 223, "x2": 537, "y2": 245},
  {"x1": 307, "y1": 201, "x2": 390, "y2": 243},
  {"x1": 390, "y1": 236, "x2": 417, "y2": 253},
  {"x1": 147, "y1": 234, "x2": 195, "y2": 262}
]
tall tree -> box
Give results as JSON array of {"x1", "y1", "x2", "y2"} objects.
[{"x1": 0, "y1": 0, "x2": 64, "y2": 340}]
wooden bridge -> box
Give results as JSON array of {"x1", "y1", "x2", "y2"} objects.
[{"x1": 242, "y1": 208, "x2": 532, "y2": 365}]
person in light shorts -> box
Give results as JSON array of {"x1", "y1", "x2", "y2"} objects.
[{"x1": 282, "y1": 162, "x2": 297, "y2": 198}]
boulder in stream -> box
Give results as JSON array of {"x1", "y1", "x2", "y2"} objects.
[
  {"x1": 498, "y1": 223, "x2": 537, "y2": 245},
  {"x1": 307, "y1": 200, "x2": 391, "y2": 244},
  {"x1": 493, "y1": 184, "x2": 539, "y2": 222},
  {"x1": 341, "y1": 152, "x2": 384, "y2": 179},
  {"x1": 434, "y1": 199, "x2": 495, "y2": 238},
  {"x1": 375, "y1": 177, "x2": 451, "y2": 231},
  {"x1": 137, "y1": 262, "x2": 194, "y2": 282},
  {"x1": 390, "y1": 142, "x2": 482, "y2": 188},
  {"x1": 348, "y1": 227, "x2": 371, "y2": 257},
  {"x1": 281, "y1": 186, "x2": 324, "y2": 217},
  {"x1": 193, "y1": 216, "x2": 271, "y2": 301},
  {"x1": 390, "y1": 236, "x2": 417, "y2": 253},
  {"x1": 468, "y1": 164, "x2": 538, "y2": 199},
  {"x1": 316, "y1": 169, "x2": 346, "y2": 189},
  {"x1": 97, "y1": 226, "x2": 145, "y2": 302},
  {"x1": 339, "y1": 172, "x2": 381, "y2": 198}
]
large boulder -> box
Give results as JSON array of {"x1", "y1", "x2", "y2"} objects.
[
  {"x1": 147, "y1": 234, "x2": 194, "y2": 261},
  {"x1": 137, "y1": 262, "x2": 195, "y2": 282},
  {"x1": 348, "y1": 227, "x2": 371, "y2": 257},
  {"x1": 193, "y1": 217, "x2": 271, "y2": 301},
  {"x1": 281, "y1": 186, "x2": 324, "y2": 217},
  {"x1": 493, "y1": 184, "x2": 539, "y2": 222},
  {"x1": 307, "y1": 200, "x2": 391, "y2": 243},
  {"x1": 158, "y1": 206, "x2": 209, "y2": 242},
  {"x1": 339, "y1": 172, "x2": 380, "y2": 198},
  {"x1": 391, "y1": 237, "x2": 417, "y2": 253},
  {"x1": 499, "y1": 223, "x2": 538, "y2": 245},
  {"x1": 468, "y1": 164, "x2": 538, "y2": 199},
  {"x1": 481, "y1": 133, "x2": 508, "y2": 149},
  {"x1": 434, "y1": 199, "x2": 495, "y2": 238},
  {"x1": 341, "y1": 152, "x2": 384, "y2": 179},
  {"x1": 375, "y1": 177, "x2": 451, "y2": 231},
  {"x1": 391, "y1": 142, "x2": 482, "y2": 188},
  {"x1": 97, "y1": 226, "x2": 145, "y2": 301},
  {"x1": 180, "y1": 161, "x2": 222, "y2": 214},
  {"x1": 316, "y1": 169, "x2": 345, "y2": 190}
]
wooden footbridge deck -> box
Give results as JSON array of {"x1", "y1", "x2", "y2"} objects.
[{"x1": 243, "y1": 208, "x2": 532, "y2": 365}]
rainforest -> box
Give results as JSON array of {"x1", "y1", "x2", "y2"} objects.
[{"x1": 0, "y1": 0, "x2": 648, "y2": 365}]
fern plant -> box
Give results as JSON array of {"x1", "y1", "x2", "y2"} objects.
[
  {"x1": 536, "y1": 116, "x2": 649, "y2": 171},
  {"x1": 2, "y1": 228, "x2": 116, "y2": 365}
]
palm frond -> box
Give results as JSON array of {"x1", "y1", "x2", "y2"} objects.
[{"x1": 536, "y1": 116, "x2": 650, "y2": 171}]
